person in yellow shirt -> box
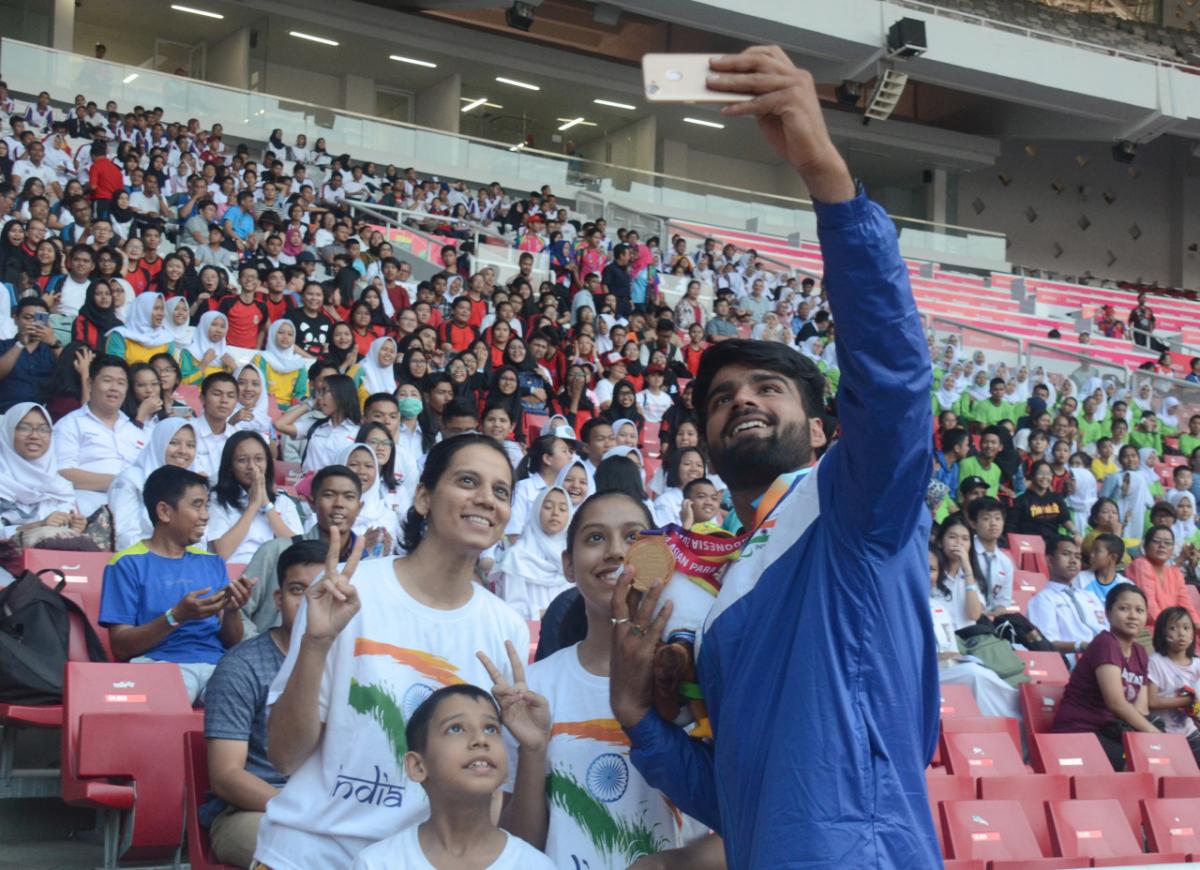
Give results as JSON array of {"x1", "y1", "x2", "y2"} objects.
[
  {"x1": 1090, "y1": 436, "x2": 1118, "y2": 483},
  {"x1": 250, "y1": 321, "x2": 309, "y2": 410},
  {"x1": 179, "y1": 311, "x2": 237, "y2": 384},
  {"x1": 105, "y1": 292, "x2": 176, "y2": 364}
]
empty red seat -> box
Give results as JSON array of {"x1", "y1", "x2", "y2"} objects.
[
  {"x1": 979, "y1": 774, "x2": 1069, "y2": 857},
  {"x1": 526, "y1": 620, "x2": 540, "y2": 663},
  {"x1": 61, "y1": 662, "x2": 198, "y2": 863},
  {"x1": 941, "y1": 731, "x2": 1027, "y2": 778},
  {"x1": 24, "y1": 550, "x2": 112, "y2": 649},
  {"x1": 226, "y1": 563, "x2": 246, "y2": 581},
  {"x1": 939, "y1": 685, "x2": 982, "y2": 719},
  {"x1": 1142, "y1": 797, "x2": 1200, "y2": 856},
  {"x1": 1020, "y1": 683, "x2": 1064, "y2": 754},
  {"x1": 941, "y1": 862, "x2": 984, "y2": 870},
  {"x1": 1013, "y1": 570, "x2": 1048, "y2": 596},
  {"x1": 273, "y1": 460, "x2": 301, "y2": 485},
  {"x1": 940, "y1": 799, "x2": 1075, "y2": 866},
  {"x1": 1009, "y1": 584, "x2": 1034, "y2": 615},
  {"x1": 1007, "y1": 534, "x2": 1047, "y2": 574},
  {"x1": 925, "y1": 770, "x2": 976, "y2": 855},
  {"x1": 183, "y1": 731, "x2": 240, "y2": 870},
  {"x1": 1072, "y1": 772, "x2": 1157, "y2": 838},
  {"x1": 1124, "y1": 731, "x2": 1200, "y2": 795},
  {"x1": 1048, "y1": 798, "x2": 1182, "y2": 863},
  {"x1": 1014, "y1": 651, "x2": 1069, "y2": 685},
  {"x1": 941, "y1": 715, "x2": 1023, "y2": 750},
  {"x1": 1031, "y1": 732, "x2": 1112, "y2": 777}
]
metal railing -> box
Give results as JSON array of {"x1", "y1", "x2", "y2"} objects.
[{"x1": 1024, "y1": 340, "x2": 1130, "y2": 389}]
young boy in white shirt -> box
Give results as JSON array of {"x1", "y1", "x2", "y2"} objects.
[
  {"x1": 636, "y1": 364, "x2": 673, "y2": 424},
  {"x1": 966, "y1": 497, "x2": 1014, "y2": 614},
  {"x1": 350, "y1": 685, "x2": 553, "y2": 870}
]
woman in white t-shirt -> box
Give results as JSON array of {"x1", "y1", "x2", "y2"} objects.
[
  {"x1": 205, "y1": 430, "x2": 301, "y2": 563},
  {"x1": 651, "y1": 447, "x2": 707, "y2": 528},
  {"x1": 483, "y1": 490, "x2": 720, "y2": 868},
  {"x1": 490, "y1": 485, "x2": 572, "y2": 619},
  {"x1": 636, "y1": 364, "x2": 673, "y2": 424},
  {"x1": 255, "y1": 435, "x2": 529, "y2": 870},
  {"x1": 1147, "y1": 606, "x2": 1200, "y2": 753},
  {"x1": 935, "y1": 515, "x2": 985, "y2": 630},
  {"x1": 276, "y1": 373, "x2": 362, "y2": 474},
  {"x1": 929, "y1": 545, "x2": 1020, "y2": 719}
]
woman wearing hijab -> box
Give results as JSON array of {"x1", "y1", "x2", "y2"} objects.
[
  {"x1": 490, "y1": 485, "x2": 573, "y2": 619},
  {"x1": 71, "y1": 278, "x2": 121, "y2": 351},
  {"x1": 229, "y1": 363, "x2": 273, "y2": 439},
  {"x1": 251, "y1": 320, "x2": 309, "y2": 410},
  {"x1": 1159, "y1": 396, "x2": 1182, "y2": 434},
  {"x1": 108, "y1": 417, "x2": 196, "y2": 551},
  {"x1": 107, "y1": 191, "x2": 136, "y2": 240},
  {"x1": 329, "y1": 443, "x2": 401, "y2": 556},
  {"x1": 164, "y1": 296, "x2": 193, "y2": 346},
  {"x1": 352, "y1": 336, "x2": 398, "y2": 405},
  {"x1": 1133, "y1": 383, "x2": 1155, "y2": 414},
  {"x1": 267, "y1": 128, "x2": 287, "y2": 155},
  {"x1": 105, "y1": 291, "x2": 176, "y2": 364},
  {"x1": 504, "y1": 336, "x2": 550, "y2": 414},
  {"x1": 0, "y1": 403, "x2": 84, "y2": 547},
  {"x1": 1100, "y1": 444, "x2": 1157, "y2": 539},
  {"x1": 180, "y1": 310, "x2": 236, "y2": 383},
  {"x1": 933, "y1": 374, "x2": 967, "y2": 417},
  {"x1": 629, "y1": 244, "x2": 658, "y2": 311},
  {"x1": 1066, "y1": 464, "x2": 1099, "y2": 534}
]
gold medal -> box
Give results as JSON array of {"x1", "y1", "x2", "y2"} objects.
[{"x1": 625, "y1": 537, "x2": 675, "y2": 592}]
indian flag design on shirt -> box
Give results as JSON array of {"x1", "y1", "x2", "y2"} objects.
[
  {"x1": 546, "y1": 718, "x2": 676, "y2": 866},
  {"x1": 346, "y1": 638, "x2": 464, "y2": 765}
]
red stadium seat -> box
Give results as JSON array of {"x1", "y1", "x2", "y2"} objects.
[
  {"x1": 1009, "y1": 584, "x2": 1035, "y2": 615},
  {"x1": 1014, "y1": 651, "x2": 1069, "y2": 684},
  {"x1": 1142, "y1": 797, "x2": 1200, "y2": 857},
  {"x1": 176, "y1": 383, "x2": 201, "y2": 414},
  {"x1": 1124, "y1": 731, "x2": 1200, "y2": 795},
  {"x1": 526, "y1": 620, "x2": 540, "y2": 663},
  {"x1": 1048, "y1": 798, "x2": 1186, "y2": 863},
  {"x1": 1072, "y1": 772, "x2": 1156, "y2": 838},
  {"x1": 940, "y1": 799, "x2": 1074, "y2": 866},
  {"x1": 274, "y1": 460, "x2": 301, "y2": 486},
  {"x1": 941, "y1": 715, "x2": 1023, "y2": 751},
  {"x1": 978, "y1": 773, "x2": 1069, "y2": 857},
  {"x1": 1013, "y1": 570, "x2": 1048, "y2": 596},
  {"x1": 61, "y1": 662, "x2": 200, "y2": 864},
  {"x1": 1020, "y1": 683, "x2": 1065, "y2": 746},
  {"x1": 941, "y1": 731, "x2": 1027, "y2": 778},
  {"x1": 226, "y1": 563, "x2": 246, "y2": 581},
  {"x1": 925, "y1": 770, "x2": 976, "y2": 855},
  {"x1": 939, "y1": 685, "x2": 982, "y2": 719},
  {"x1": 1031, "y1": 732, "x2": 1113, "y2": 777},
  {"x1": 1007, "y1": 535, "x2": 1047, "y2": 574},
  {"x1": 642, "y1": 420, "x2": 661, "y2": 455},
  {"x1": 941, "y1": 862, "x2": 984, "y2": 870},
  {"x1": 183, "y1": 731, "x2": 240, "y2": 870}
]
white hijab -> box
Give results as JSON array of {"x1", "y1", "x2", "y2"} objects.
[
  {"x1": 188, "y1": 310, "x2": 229, "y2": 365},
  {"x1": 108, "y1": 291, "x2": 175, "y2": 347},
  {"x1": 611, "y1": 419, "x2": 639, "y2": 444},
  {"x1": 1159, "y1": 396, "x2": 1181, "y2": 429},
  {"x1": 334, "y1": 443, "x2": 397, "y2": 540},
  {"x1": 935, "y1": 376, "x2": 961, "y2": 412},
  {"x1": 966, "y1": 374, "x2": 991, "y2": 403},
  {"x1": 1138, "y1": 447, "x2": 1160, "y2": 489},
  {"x1": 798, "y1": 337, "x2": 823, "y2": 363},
  {"x1": 128, "y1": 417, "x2": 195, "y2": 487},
  {"x1": 492, "y1": 485, "x2": 572, "y2": 589},
  {"x1": 164, "y1": 297, "x2": 192, "y2": 344},
  {"x1": 1011, "y1": 368, "x2": 1031, "y2": 403},
  {"x1": 0, "y1": 403, "x2": 76, "y2": 509},
  {"x1": 262, "y1": 320, "x2": 306, "y2": 374},
  {"x1": 360, "y1": 336, "x2": 398, "y2": 395},
  {"x1": 1066, "y1": 466, "x2": 1098, "y2": 533},
  {"x1": 230, "y1": 364, "x2": 272, "y2": 434},
  {"x1": 554, "y1": 457, "x2": 595, "y2": 500},
  {"x1": 1167, "y1": 489, "x2": 1198, "y2": 558},
  {"x1": 1032, "y1": 366, "x2": 1057, "y2": 406},
  {"x1": 1105, "y1": 464, "x2": 1154, "y2": 539},
  {"x1": 1133, "y1": 384, "x2": 1154, "y2": 413}
]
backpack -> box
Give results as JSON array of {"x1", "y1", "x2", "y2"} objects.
[
  {"x1": 0, "y1": 569, "x2": 108, "y2": 705},
  {"x1": 956, "y1": 621, "x2": 1030, "y2": 688}
]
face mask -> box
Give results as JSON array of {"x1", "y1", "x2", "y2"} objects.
[{"x1": 398, "y1": 397, "x2": 423, "y2": 420}]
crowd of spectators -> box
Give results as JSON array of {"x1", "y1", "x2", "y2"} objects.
[{"x1": 3, "y1": 72, "x2": 1200, "y2": 869}]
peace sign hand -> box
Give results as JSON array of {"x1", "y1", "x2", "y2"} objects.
[
  {"x1": 477, "y1": 640, "x2": 551, "y2": 752},
  {"x1": 303, "y1": 526, "x2": 362, "y2": 644}
]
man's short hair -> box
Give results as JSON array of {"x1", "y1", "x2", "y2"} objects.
[
  {"x1": 1046, "y1": 536, "x2": 1076, "y2": 558},
  {"x1": 312, "y1": 463, "x2": 362, "y2": 496},
  {"x1": 143, "y1": 465, "x2": 208, "y2": 524},
  {"x1": 405, "y1": 684, "x2": 500, "y2": 756},
  {"x1": 1151, "y1": 503, "x2": 1177, "y2": 521},
  {"x1": 580, "y1": 417, "x2": 611, "y2": 443},
  {"x1": 682, "y1": 477, "x2": 714, "y2": 499},
  {"x1": 88, "y1": 353, "x2": 128, "y2": 381},
  {"x1": 942, "y1": 428, "x2": 970, "y2": 454},
  {"x1": 442, "y1": 398, "x2": 478, "y2": 425},
  {"x1": 364, "y1": 392, "x2": 399, "y2": 413},
  {"x1": 201, "y1": 371, "x2": 237, "y2": 395},
  {"x1": 692, "y1": 338, "x2": 824, "y2": 426},
  {"x1": 14, "y1": 297, "x2": 49, "y2": 317},
  {"x1": 277, "y1": 540, "x2": 329, "y2": 588},
  {"x1": 966, "y1": 496, "x2": 1005, "y2": 522}
]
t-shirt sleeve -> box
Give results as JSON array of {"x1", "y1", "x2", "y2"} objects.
[
  {"x1": 204, "y1": 648, "x2": 261, "y2": 740},
  {"x1": 1090, "y1": 631, "x2": 1126, "y2": 671},
  {"x1": 98, "y1": 558, "x2": 140, "y2": 627},
  {"x1": 1147, "y1": 653, "x2": 1173, "y2": 691}
]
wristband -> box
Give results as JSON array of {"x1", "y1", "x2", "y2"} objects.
[
  {"x1": 165, "y1": 607, "x2": 179, "y2": 627},
  {"x1": 964, "y1": 584, "x2": 979, "y2": 593}
]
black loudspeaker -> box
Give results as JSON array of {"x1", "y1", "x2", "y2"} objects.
[
  {"x1": 249, "y1": 29, "x2": 258, "y2": 49},
  {"x1": 505, "y1": 2, "x2": 535, "y2": 31},
  {"x1": 887, "y1": 18, "x2": 927, "y2": 58}
]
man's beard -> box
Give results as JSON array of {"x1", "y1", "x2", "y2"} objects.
[{"x1": 709, "y1": 418, "x2": 813, "y2": 492}]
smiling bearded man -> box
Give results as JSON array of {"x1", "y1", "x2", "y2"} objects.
[{"x1": 609, "y1": 44, "x2": 940, "y2": 869}]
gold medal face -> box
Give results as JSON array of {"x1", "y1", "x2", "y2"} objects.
[{"x1": 625, "y1": 537, "x2": 675, "y2": 591}]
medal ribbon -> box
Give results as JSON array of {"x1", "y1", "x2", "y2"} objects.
[{"x1": 639, "y1": 524, "x2": 749, "y2": 596}]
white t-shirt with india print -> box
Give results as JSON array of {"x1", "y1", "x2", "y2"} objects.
[
  {"x1": 503, "y1": 645, "x2": 684, "y2": 870},
  {"x1": 254, "y1": 558, "x2": 529, "y2": 870}
]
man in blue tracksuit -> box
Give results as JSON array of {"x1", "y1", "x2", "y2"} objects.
[{"x1": 610, "y1": 47, "x2": 942, "y2": 868}]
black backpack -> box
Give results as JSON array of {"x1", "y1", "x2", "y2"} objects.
[{"x1": 0, "y1": 569, "x2": 108, "y2": 705}]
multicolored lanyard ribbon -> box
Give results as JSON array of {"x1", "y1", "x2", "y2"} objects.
[{"x1": 637, "y1": 524, "x2": 748, "y2": 596}]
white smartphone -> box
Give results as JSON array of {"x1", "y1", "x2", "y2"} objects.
[{"x1": 642, "y1": 53, "x2": 753, "y2": 103}]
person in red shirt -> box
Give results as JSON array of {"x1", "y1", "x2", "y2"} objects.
[
  {"x1": 437, "y1": 296, "x2": 478, "y2": 353},
  {"x1": 380, "y1": 258, "x2": 411, "y2": 314},
  {"x1": 139, "y1": 226, "x2": 164, "y2": 281},
  {"x1": 261, "y1": 268, "x2": 296, "y2": 322},
  {"x1": 87, "y1": 140, "x2": 124, "y2": 215},
  {"x1": 464, "y1": 273, "x2": 488, "y2": 328},
  {"x1": 218, "y1": 265, "x2": 269, "y2": 349},
  {"x1": 681, "y1": 322, "x2": 708, "y2": 377}
]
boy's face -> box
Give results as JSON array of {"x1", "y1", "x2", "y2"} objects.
[
  {"x1": 1089, "y1": 543, "x2": 1114, "y2": 572},
  {"x1": 686, "y1": 483, "x2": 720, "y2": 523},
  {"x1": 1097, "y1": 441, "x2": 1113, "y2": 460},
  {"x1": 404, "y1": 695, "x2": 506, "y2": 797},
  {"x1": 1177, "y1": 469, "x2": 1194, "y2": 491},
  {"x1": 482, "y1": 409, "x2": 513, "y2": 441},
  {"x1": 585, "y1": 425, "x2": 614, "y2": 464},
  {"x1": 979, "y1": 434, "x2": 1000, "y2": 460},
  {"x1": 275, "y1": 562, "x2": 321, "y2": 633},
  {"x1": 975, "y1": 509, "x2": 1004, "y2": 543}
]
